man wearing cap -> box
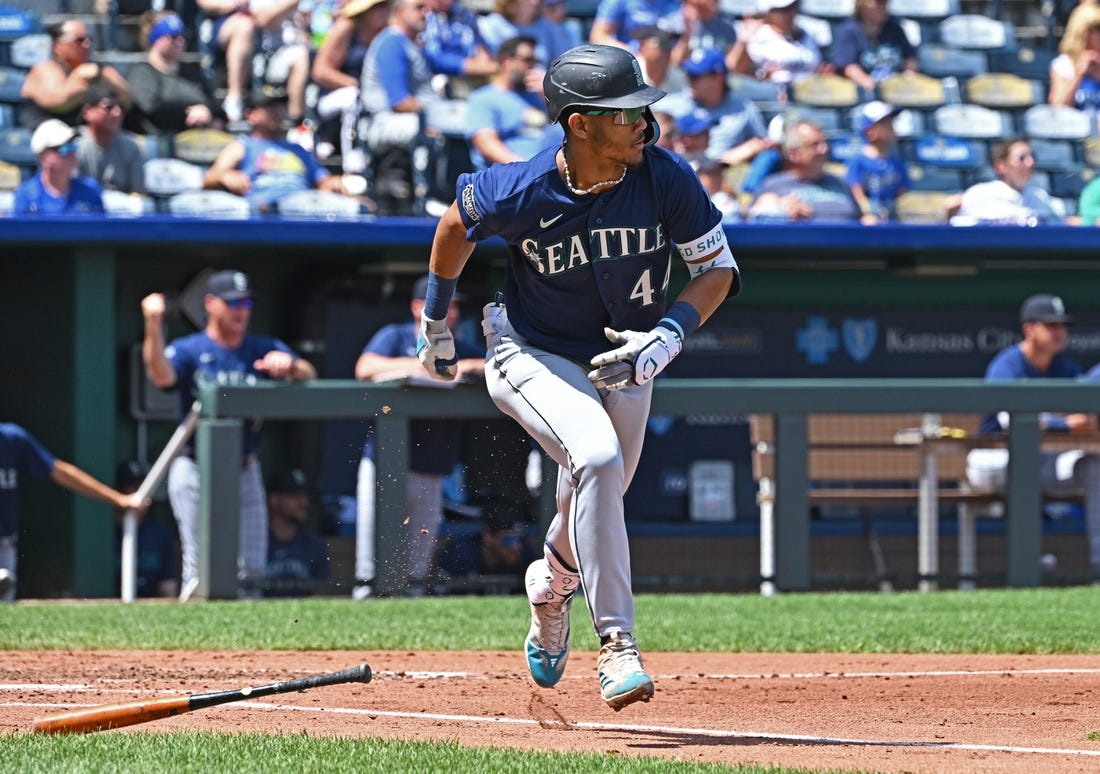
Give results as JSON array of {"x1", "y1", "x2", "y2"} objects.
[
  {"x1": 968, "y1": 294, "x2": 1100, "y2": 581},
  {"x1": 742, "y1": 0, "x2": 822, "y2": 85},
  {"x1": 845, "y1": 100, "x2": 908, "y2": 222},
  {"x1": 76, "y1": 83, "x2": 145, "y2": 195},
  {"x1": 126, "y1": 11, "x2": 226, "y2": 135},
  {"x1": 264, "y1": 468, "x2": 331, "y2": 598},
  {"x1": 140, "y1": 270, "x2": 317, "y2": 600},
  {"x1": 632, "y1": 25, "x2": 686, "y2": 94},
  {"x1": 955, "y1": 138, "x2": 1063, "y2": 226},
  {"x1": 203, "y1": 86, "x2": 351, "y2": 212},
  {"x1": 667, "y1": 0, "x2": 737, "y2": 70},
  {"x1": 13, "y1": 119, "x2": 104, "y2": 216},
  {"x1": 352, "y1": 275, "x2": 486, "y2": 599},
  {"x1": 657, "y1": 47, "x2": 770, "y2": 166}
]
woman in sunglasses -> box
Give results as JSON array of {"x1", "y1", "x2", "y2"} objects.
[
  {"x1": 20, "y1": 19, "x2": 133, "y2": 130},
  {"x1": 13, "y1": 119, "x2": 104, "y2": 216}
]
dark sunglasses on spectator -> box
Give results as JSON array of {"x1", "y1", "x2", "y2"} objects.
[
  {"x1": 1012, "y1": 152, "x2": 1034, "y2": 162},
  {"x1": 50, "y1": 142, "x2": 77, "y2": 155},
  {"x1": 224, "y1": 297, "x2": 254, "y2": 309}
]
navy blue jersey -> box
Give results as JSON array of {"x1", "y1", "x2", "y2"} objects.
[
  {"x1": 265, "y1": 526, "x2": 331, "y2": 597},
  {"x1": 0, "y1": 423, "x2": 56, "y2": 537},
  {"x1": 979, "y1": 345, "x2": 1083, "y2": 433},
  {"x1": 457, "y1": 144, "x2": 731, "y2": 361},
  {"x1": 164, "y1": 332, "x2": 296, "y2": 454}
]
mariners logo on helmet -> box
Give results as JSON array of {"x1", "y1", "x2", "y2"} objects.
[{"x1": 543, "y1": 44, "x2": 666, "y2": 124}]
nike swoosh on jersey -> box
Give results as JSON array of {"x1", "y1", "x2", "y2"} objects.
[{"x1": 539, "y1": 214, "x2": 563, "y2": 228}]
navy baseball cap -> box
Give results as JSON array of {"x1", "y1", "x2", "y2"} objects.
[
  {"x1": 1020, "y1": 294, "x2": 1071, "y2": 324},
  {"x1": 207, "y1": 270, "x2": 252, "y2": 301},
  {"x1": 268, "y1": 467, "x2": 310, "y2": 494},
  {"x1": 676, "y1": 108, "x2": 715, "y2": 136},
  {"x1": 682, "y1": 47, "x2": 726, "y2": 77}
]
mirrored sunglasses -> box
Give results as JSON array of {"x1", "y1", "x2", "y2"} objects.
[
  {"x1": 224, "y1": 297, "x2": 254, "y2": 309},
  {"x1": 50, "y1": 141, "x2": 77, "y2": 155},
  {"x1": 582, "y1": 106, "x2": 646, "y2": 125}
]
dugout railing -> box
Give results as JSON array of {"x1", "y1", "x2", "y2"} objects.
[{"x1": 191, "y1": 378, "x2": 1100, "y2": 599}]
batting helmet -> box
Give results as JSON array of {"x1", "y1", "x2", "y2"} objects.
[{"x1": 544, "y1": 45, "x2": 666, "y2": 144}]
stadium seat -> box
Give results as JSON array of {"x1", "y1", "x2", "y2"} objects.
[
  {"x1": 0, "y1": 127, "x2": 35, "y2": 166},
  {"x1": 102, "y1": 189, "x2": 156, "y2": 217},
  {"x1": 727, "y1": 74, "x2": 785, "y2": 111},
  {"x1": 276, "y1": 189, "x2": 363, "y2": 219},
  {"x1": 897, "y1": 18, "x2": 922, "y2": 47},
  {"x1": 0, "y1": 103, "x2": 13, "y2": 128},
  {"x1": 891, "y1": 108, "x2": 925, "y2": 138},
  {"x1": 0, "y1": 188, "x2": 13, "y2": 216},
  {"x1": 894, "y1": 190, "x2": 953, "y2": 223},
  {"x1": 828, "y1": 133, "x2": 863, "y2": 164},
  {"x1": 720, "y1": 0, "x2": 759, "y2": 15},
  {"x1": 172, "y1": 128, "x2": 237, "y2": 166},
  {"x1": 168, "y1": 190, "x2": 252, "y2": 219},
  {"x1": 918, "y1": 45, "x2": 987, "y2": 79},
  {"x1": 799, "y1": 0, "x2": 854, "y2": 19},
  {"x1": 964, "y1": 73, "x2": 1044, "y2": 111},
  {"x1": 795, "y1": 15, "x2": 833, "y2": 52},
  {"x1": 1022, "y1": 104, "x2": 1093, "y2": 140},
  {"x1": 886, "y1": 0, "x2": 959, "y2": 20},
  {"x1": 906, "y1": 163, "x2": 965, "y2": 191},
  {"x1": 933, "y1": 104, "x2": 1014, "y2": 140},
  {"x1": 1049, "y1": 169, "x2": 1094, "y2": 200},
  {"x1": 0, "y1": 158, "x2": 21, "y2": 189},
  {"x1": 787, "y1": 105, "x2": 845, "y2": 135},
  {"x1": 143, "y1": 158, "x2": 205, "y2": 198},
  {"x1": 1083, "y1": 137, "x2": 1100, "y2": 168},
  {"x1": 0, "y1": 6, "x2": 40, "y2": 43},
  {"x1": 987, "y1": 48, "x2": 1054, "y2": 85},
  {"x1": 0, "y1": 65, "x2": 25, "y2": 104},
  {"x1": 1027, "y1": 138, "x2": 1080, "y2": 171},
  {"x1": 790, "y1": 73, "x2": 860, "y2": 107},
  {"x1": 9, "y1": 33, "x2": 48, "y2": 70},
  {"x1": 938, "y1": 15, "x2": 1016, "y2": 52},
  {"x1": 877, "y1": 72, "x2": 949, "y2": 109},
  {"x1": 907, "y1": 135, "x2": 987, "y2": 169}
]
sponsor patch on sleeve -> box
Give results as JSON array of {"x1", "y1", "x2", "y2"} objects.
[
  {"x1": 461, "y1": 183, "x2": 480, "y2": 223},
  {"x1": 676, "y1": 222, "x2": 736, "y2": 276}
]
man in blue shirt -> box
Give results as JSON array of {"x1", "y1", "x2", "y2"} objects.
[
  {"x1": 264, "y1": 468, "x2": 331, "y2": 597},
  {"x1": 0, "y1": 423, "x2": 145, "y2": 601},
  {"x1": 968, "y1": 294, "x2": 1100, "y2": 581},
  {"x1": 14, "y1": 119, "x2": 105, "y2": 216}
]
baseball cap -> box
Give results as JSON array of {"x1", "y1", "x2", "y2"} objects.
[
  {"x1": 853, "y1": 100, "x2": 900, "y2": 136},
  {"x1": 1020, "y1": 294, "x2": 1072, "y2": 324},
  {"x1": 30, "y1": 119, "x2": 77, "y2": 154},
  {"x1": 147, "y1": 13, "x2": 185, "y2": 47},
  {"x1": 267, "y1": 467, "x2": 310, "y2": 495},
  {"x1": 207, "y1": 270, "x2": 253, "y2": 301},
  {"x1": 83, "y1": 81, "x2": 120, "y2": 107},
  {"x1": 411, "y1": 274, "x2": 466, "y2": 302},
  {"x1": 758, "y1": 0, "x2": 798, "y2": 11},
  {"x1": 675, "y1": 108, "x2": 715, "y2": 137},
  {"x1": 682, "y1": 47, "x2": 727, "y2": 77},
  {"x1": 246, "y1": 83, "x2": 288, "y2": 110}
]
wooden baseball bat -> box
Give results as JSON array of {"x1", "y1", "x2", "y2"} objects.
[{"x1": 32, "y1": 662, "x2": 372, "y2": 735}]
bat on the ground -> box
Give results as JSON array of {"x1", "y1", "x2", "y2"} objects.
[{"x1": 32, "y1": 662, "x2": 372, "y2": 735}]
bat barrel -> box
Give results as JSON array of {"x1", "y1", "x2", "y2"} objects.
[{"x1": 33, "y1": 697, "x2": 191, "y2": 735}]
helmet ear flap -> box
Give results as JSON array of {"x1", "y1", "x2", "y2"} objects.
[{"x1": 642, "y1": 107, "x2": 659, "y2": 146}]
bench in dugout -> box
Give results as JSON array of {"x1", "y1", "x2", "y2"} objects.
[{"x1": 749, "y1": 413, "x2": 1086, "y2": 591}]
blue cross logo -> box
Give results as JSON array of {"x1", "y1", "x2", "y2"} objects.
[{"x1": 796, "y1": 316, "x2": 839, "y2": 365}]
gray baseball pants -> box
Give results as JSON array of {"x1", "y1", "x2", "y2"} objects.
[{"x1": 356, "y1": 460, "x2": 444, "y2": 585}]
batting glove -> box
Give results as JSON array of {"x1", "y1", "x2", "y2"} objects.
[
  {"x1": 416, "y1": 313, "x2": 458, "y2": 381},
  {"x1": 587, "y1": 324, "x2": 683, "y2": 391}
]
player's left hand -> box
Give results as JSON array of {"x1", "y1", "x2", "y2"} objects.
[
  {"x1": 417, "y1": 313, "x2": 458, "y2": 381},
  {"x1": 254, "y1": 350, "x2": 297, "y2": 379},
  {"x1": 588, "y1": 325, "x2": 683, "y2": 391}
]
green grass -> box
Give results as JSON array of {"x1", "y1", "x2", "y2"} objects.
[
  {"x1": 2, "y1": 588, "x2": 1099, "y2": 653},
  {"x1": 4, "y1": 588, "x2": 1098, "y2": 772}
]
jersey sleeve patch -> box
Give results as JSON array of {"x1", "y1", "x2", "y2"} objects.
[
  {"x1": 676, "y1": 221, "x2": 737, "y2": 277},
  {"x1": 460, "y1": 183, "x2": 481, "y2": 223}
]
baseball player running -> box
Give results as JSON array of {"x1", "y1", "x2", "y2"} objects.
[
  {"x1": 141, "y1": 270, "x2": 316, "y2": 601},
  {"x1": 415, "y1": 44, "x2": 740, "y2": 710}
]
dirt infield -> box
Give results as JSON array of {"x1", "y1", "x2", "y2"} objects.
[{"x1": 3, "y1": 650, "x2": 1099, "y2": 772}]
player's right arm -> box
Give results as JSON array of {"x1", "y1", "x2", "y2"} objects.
[
  {"x1": 428, "y1": 202, "x2": 477, "y2": 283},
  {"x1": 141, "y1": 293, "x2": 177, "y2": 389}
]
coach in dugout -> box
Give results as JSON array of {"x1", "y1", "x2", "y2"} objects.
[{"x1": 140, "y1": 270, "x2": 316, "y2": 601}]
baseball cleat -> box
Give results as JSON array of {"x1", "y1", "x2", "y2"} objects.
[
  {"x1": 524, "y1": 560, "x2": 573, "y2": 688},
  {"x1": 597, "y1": 631, "x2": 654, "y2": 711}
]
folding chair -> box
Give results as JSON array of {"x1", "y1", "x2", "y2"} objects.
[
  {"x1": 933, "y1": 103, "x2": 1014, "y2": 140},
  {"x1": 168, "y1": 190, "x2": 253, "y2": 219},
  {"x1": 938, "y1": 15, "x2": 1017, "y2": 52}
]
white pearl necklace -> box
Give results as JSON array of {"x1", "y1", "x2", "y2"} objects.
[{"x1": 560, "y1": 147, "x2": 627, "y2": 196}]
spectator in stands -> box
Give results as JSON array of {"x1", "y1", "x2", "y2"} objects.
[
  {"x1": 195, "y1": 0, "x2": 256, "y2": 123},
  {"x1": 0, "y1": 422, "x2": 147, "y2": 602},
  {"x1": 422, "y1": 0, "x2": 498, "y2": 95},
  {"x1": 14, "y1": 120, "x2": 105, "y2": 216},
  {"x1": 20, "y1": 19, "x2": 133, "y2": 130},
  {"x1": 954, "y1": 139, "x2": 1063, "y2": 226},
  {"x1": 691, "y1": 155, "x2": 740, "y2": 223},
  {"x1": 352, "y1": 275, "x2": 485, "y2": 599},
  {"x1": 845, "y1": 101, "x2": 909, "y2": 223},
  {"x1": 747, "y1": 118, "x2": 864, "y2": 222},
  {"x1": 1076, "y1": 174, "x2": 1100, "y2": 225},
  {"x1": 652, "y1": 109, "x2": 678, "y2": 151},
  {"x1": 312, "y1": 0, "x2": 391, "y2": 171},
  {"x1": 76, "y1": 84, "x2": 146, "y2": 195},
  {"x1": 126, "y1": 11, "x2": 226, "y2": 135},
  {"x1": 479, "y1": 0, "x2": 542, "y2": 56},
  {"x1": 739, "y1": 0, "x2": 824, "y2": 86},
  {"x1": 248, "y1": 0, "x2": 313, "y2": 126},
  {"x1": 202, "y1": 86, "x2": 351, "y2": 213},
  {"x1": 668, "y1": 0, "x2": 738, "y2": 69},
  {"x1": 360, "y1": 0, "x2": 437, "y2": 213},
  {"x1": 830, "y1": 0, "x2": 917, "y2": 94},
  {"x1": 114, "y1": 460, "x2": 179, "y2": 600},
  {"x1": 738, "y1": 111, "x2": 788, "y2": 210},
  {"x1": 658, "y1": 47, "x2": 771, "y2": 166},
  {"x1": 518, "y1": 0, "x2": 582, "y2": 65},
  {"x1": 673, "y1": 108, "x2": 713, "y2": 164},
  {"x1": 588, "y1": 0, "x2": 680, "y2": 51},
  {"x1": 465, "y1": 35, "x2": 562, "y2": 170},
  {"x1": 1048, "y1": 3, "x2": 1100, "y2": 114},
  {"x1": 633, "y1": 25, "x2": 686, "y2": 94},
  {"x1": 263, "y1": 467, "x2": 331, "y2": 597},
  {"x1": 968, "y1": 293, "x2": 1100, "y2": 583}
]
